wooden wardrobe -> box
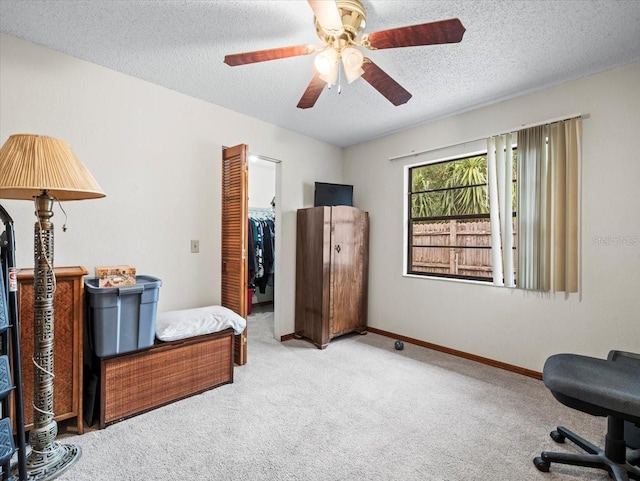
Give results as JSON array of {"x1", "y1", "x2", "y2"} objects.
[{"x1": 294, "y1": 206, "x2": 369, "y2": 349}]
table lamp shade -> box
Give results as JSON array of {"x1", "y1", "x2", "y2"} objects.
[{"x1": 0, "y1": 134, "x2": 105, "y2": 201}]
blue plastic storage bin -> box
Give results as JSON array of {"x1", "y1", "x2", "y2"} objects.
[{"x1": 85, "y1": 275, "x2": 162, "y2": 357}]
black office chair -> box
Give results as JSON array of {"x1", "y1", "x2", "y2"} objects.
[{"x1": 533, "y1": 351, "x2": 640, "y2": 480}]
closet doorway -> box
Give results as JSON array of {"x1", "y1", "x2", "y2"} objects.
[
  {"x1": 248, "y1": 154, "x2": 277, "y2": 320},
  {"x1": 221, "y1": 145, "x2": 280, "y2": 366}
]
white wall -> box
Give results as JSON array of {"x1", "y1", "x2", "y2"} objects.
[
  {"x1": 344, "y1": 61, "x2": 640, "y2": 372},
  {"x1": 248, "y1": 157, "x2": 276, "y2": 209},
  {"x1": 0, "y1": 34, "x2": 344, "y2": 340}
]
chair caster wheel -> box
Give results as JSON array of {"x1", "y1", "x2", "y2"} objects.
[
  {"x1": 550, "y1": 430, "x2": 565, "y2": 443},
  {"x1": 533, "y1": 456, "x2": 550, "y2": 472}
]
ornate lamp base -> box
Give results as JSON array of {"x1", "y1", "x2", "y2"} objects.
[
  {"x1": 13, "y1": 193, "x2": 83, "y2": 481},
  {"x1": 12, "y1": 443, "x2": 81, "y2": 481}
]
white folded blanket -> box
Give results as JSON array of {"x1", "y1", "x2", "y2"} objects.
[{"x1": 156, "y1": 305, "x2": 247, "y2": 342}]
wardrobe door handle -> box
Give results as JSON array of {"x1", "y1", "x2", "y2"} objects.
[{"x1": 335, "y1": 245, "x2": 341, "y2": 253}]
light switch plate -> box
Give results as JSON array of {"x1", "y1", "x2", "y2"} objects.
[{"x1": 191, "y1": 240, "x2": 199, "y2": 253}]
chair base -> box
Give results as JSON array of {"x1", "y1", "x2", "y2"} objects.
[{"x1": 533, "y1": 425, "x2": 640, "y2": 481}]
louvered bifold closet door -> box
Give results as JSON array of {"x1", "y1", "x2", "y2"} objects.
[{"x1": 221, "y1": 145, "x2": 248, "y2": 365}]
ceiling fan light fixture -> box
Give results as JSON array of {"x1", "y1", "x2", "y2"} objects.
[
  {"x1": 319, "y1": 61, "x2": 339, "y2": 86},
  {"x1": 344, "y1": 65, "x2": 364, "y2": 84},
  {"x1": 314, "y1": 47, "x2": 338, "y2": 76},
  {"x1": 341, "y1": 47, "x2": 364, "y2": 83}
]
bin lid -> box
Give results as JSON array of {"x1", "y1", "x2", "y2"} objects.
[{"x1": 84, "y1": 275, "x2": 162, "y2": 293}]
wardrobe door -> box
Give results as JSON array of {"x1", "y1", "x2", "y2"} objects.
[
  {"x1": 221, "y1": 144, "x2": 248, "y2": 365},
  {"x1": 329, "y1": 206, "x2": 368, "y2": 336},
  {"x1": 295, "y1": 207, "x2": 332, "y2": 347}
]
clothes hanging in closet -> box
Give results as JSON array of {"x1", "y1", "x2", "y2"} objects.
[{"x1": 248, "y1": 215, "x2": 275, "y2": 293}]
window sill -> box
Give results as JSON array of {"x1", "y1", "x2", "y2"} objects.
[{"x1": 402, "y1": 273, "x2": 497, "y2": 287}]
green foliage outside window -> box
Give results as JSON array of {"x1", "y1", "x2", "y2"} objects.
[
  {"x1": 411, "y1": 152, "x2": 517, "y2": 218},
  {"x1": 411, "y1": 156, "x2": 488, "y2": 218}
]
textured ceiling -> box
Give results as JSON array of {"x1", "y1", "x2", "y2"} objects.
[{"x1": 1, "y1": 0, "x2": 639, "y2": 148}]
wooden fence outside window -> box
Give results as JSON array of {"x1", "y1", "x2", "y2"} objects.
[{"x1": 411, "y1": 220, "x2": 516, "y2": 280}]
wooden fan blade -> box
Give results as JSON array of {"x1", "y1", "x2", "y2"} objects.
[
  {"x1": 361, "y1": 60, "x2": 412, "y2": 106},
  {"x1": 297, "y1": 73, "x2": 326, "y2": 109},
  {"x1": 365, "y1": 18, "x2": 466, "y2": 50},
  {"x1": 224, "y1": 45, "x2": 314, "y2": 66},
  {"x1": 307, "y1": 0, "x2": 344, "y2": 36}
]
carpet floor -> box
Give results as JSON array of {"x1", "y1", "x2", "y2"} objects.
[{"x1": 47, "y1": 306, "x2": 611, "y2": 480}]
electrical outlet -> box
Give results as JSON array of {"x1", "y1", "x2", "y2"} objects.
[{"x1": 190, "y1": 240, "x2": 199, "y2": 253}]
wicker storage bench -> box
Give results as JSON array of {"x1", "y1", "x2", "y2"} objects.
[{"x1": 99, "y1": 328, "x2": 234, "y2": 428}]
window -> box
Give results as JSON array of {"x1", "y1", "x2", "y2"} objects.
[
  {"x1": 406, "y1": 118, "x2": 580, "y2": 291},
  {"x1": 407, "y1": 152, "x2": 517, "y2": 282}
]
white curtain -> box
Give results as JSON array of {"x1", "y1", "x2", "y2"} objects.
[
  {"x1": 517, "y1": 118, "x2": 580, "y2": 292},
  {"x1": 487, "y1": 134, "x2": 514, "y2": 287}
]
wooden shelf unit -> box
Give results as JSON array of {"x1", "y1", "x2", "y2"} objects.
[{"x1": 14, "y1": 266, "x2": 87, "y2": 434}]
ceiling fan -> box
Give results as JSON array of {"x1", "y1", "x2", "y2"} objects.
[{"x1": 224, "y1": 0, "x2": 465, "y2": 109}]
